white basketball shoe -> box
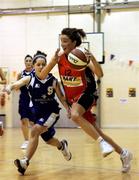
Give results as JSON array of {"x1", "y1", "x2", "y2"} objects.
[
  {"x1": 14, "y1": 158, "x2": 29, "y2": 175},
  {"x1": 120, "y1": 149, "x2": 133, "y2": 173},
  {"x1": 60, "y1": 139, "x2": 72, "y2": 161}
]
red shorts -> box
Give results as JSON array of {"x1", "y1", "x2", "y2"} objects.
[{"x1": 83, "y1": 110, "x2": 96, "y2": 124}]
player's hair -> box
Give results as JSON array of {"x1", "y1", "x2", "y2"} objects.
[
  {"x1": 33, "y1": 50, "x2": 47, "y2": 64},
  {"x1": 61, "y1": 28, "x2": 86, "y2": 47},
  {"x1": 25, "y1": 54, "x2": 32, "y2": 60}
]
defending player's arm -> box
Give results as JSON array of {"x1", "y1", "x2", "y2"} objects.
[
  {"x1": 4, "y1": 76, "x2": 30, "y2": 94},
  {"x1": 54, "y1": 80, "x2": 71, "y2": 118}
]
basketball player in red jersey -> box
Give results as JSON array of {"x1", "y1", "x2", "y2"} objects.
[{"x1": 40, "y1": 28, "x2": 132, "y2": 173}]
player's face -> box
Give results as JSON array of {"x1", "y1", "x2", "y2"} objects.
[
  {"x1": 60, "y1": 34, "x2": 76, "y2": 55},
  {"x1": 24, "y1": 57, "x2": 33, "y2": 69},
  {"x1": 34, "y1": 58, "x2": 46, "y2": 76}
]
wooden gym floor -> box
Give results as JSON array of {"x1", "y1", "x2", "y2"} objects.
[{"x1": 0, "y1": 128, "x2": 139, "y2": 180}]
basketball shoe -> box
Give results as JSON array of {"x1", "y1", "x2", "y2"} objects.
[
  {"x1": 59, "y1": 139, "x2": 72, "y2": 161},
  {"x1": 120, "y1": 149, "x2": 133, "y2": 173},
  {"x1": 99, "y1": 140, "x2": 114, "y2": 157},
  {"x1": 14, "y1": 158, "x2": 29, "y2": 175}
]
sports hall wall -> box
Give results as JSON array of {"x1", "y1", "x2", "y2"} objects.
[{"x1": 0, "y1": 0, "x2": 139, "y2": 128}]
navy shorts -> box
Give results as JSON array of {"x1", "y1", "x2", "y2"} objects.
[
  {"x1": 77, "y1": 90, "x2": 98, "y2": 111},
  {"x1": 18, "y1": 104, "x2": 33, "y2": 121},
  {"x1": 41, "y1": 127, "x2": 56, "y2": 142},
  {"x1": 32, "y1": 107, "x2": 60, "y2": 142},
  {"x1": 18, "y1": 91, "x2": 31, "y2": 120},
  {"x1": 30, "y1": 106, "x2": 60, "y2": 127}
]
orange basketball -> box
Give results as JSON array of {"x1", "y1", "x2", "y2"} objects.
[{"x1": 68, "y1": 47, "x2": 90, "y2": 70}]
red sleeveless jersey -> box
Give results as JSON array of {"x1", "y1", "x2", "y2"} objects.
[{"x1": 58, "y1": 54, "x2": 87, "y2": 103}]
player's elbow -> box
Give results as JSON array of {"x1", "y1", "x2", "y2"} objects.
[
  {"x1": 99, "y1": 71, "x2": 104, "y2": 77},
  {"x1": 96, "y1": 71, "x2": 103, "y2": 78}
]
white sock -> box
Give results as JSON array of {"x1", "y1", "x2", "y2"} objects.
[
  {"x1": 96, "y1": 136, "x2": 103, "y2": 143},
  {"x1": 121, "y1": 149, "x2": 127, "y2": 156},
  {"x1": 23, "y1": 156, "x2": 29, "y2": 161}
]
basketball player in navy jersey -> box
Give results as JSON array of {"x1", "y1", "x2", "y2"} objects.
[
  {"x1": 17, "y1": 55, "x2": 34, "y2": 149},
  {"x1": 4, "y1": 50, "x2": 71, "y2": 175}
]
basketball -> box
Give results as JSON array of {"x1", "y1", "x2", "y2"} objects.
[{"x1": 68, "y1": 47, "x2": 90, "y2": 70}]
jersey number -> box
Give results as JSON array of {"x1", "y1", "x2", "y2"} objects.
[{"x1": 47, "y1": 86, "x2": 53, "y2": 95}]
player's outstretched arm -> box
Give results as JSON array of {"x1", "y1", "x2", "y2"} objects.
[{"x1": 3, "y1": 76, "x2": 30, "y2": 94}]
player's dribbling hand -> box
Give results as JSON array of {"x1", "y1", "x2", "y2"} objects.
[{"x1": 84, "y1": 48, "x2": 92, "y2": 61}]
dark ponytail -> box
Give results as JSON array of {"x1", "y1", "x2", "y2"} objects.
[{"x1": 61, "y1": 28, "x2": 86, "y2": 47}]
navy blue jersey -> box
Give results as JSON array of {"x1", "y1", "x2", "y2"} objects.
[
  {"x1": 19, "y1": 69, "x2": 34, "y2": 104},
  {"x1": 18, "y1": 69, "x2": 34, "y2": 119},
  {"x1": 28, "y1": 73, "x2": 60, "y2": 116}
]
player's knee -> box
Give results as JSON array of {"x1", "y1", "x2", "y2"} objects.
[
  {"x1": 71, "y1": 111, "x2": 80, "y2": 123},
  {"x1": 30, "y1": 125, "x2": 40, "y2": 137},
  {"x1": 21, "y1": 119, "x2": 28, "y2": 126}
]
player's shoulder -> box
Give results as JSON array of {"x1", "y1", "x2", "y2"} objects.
[{"x1": 47, "y1": 73, "x2": 58, "y2": 81}]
